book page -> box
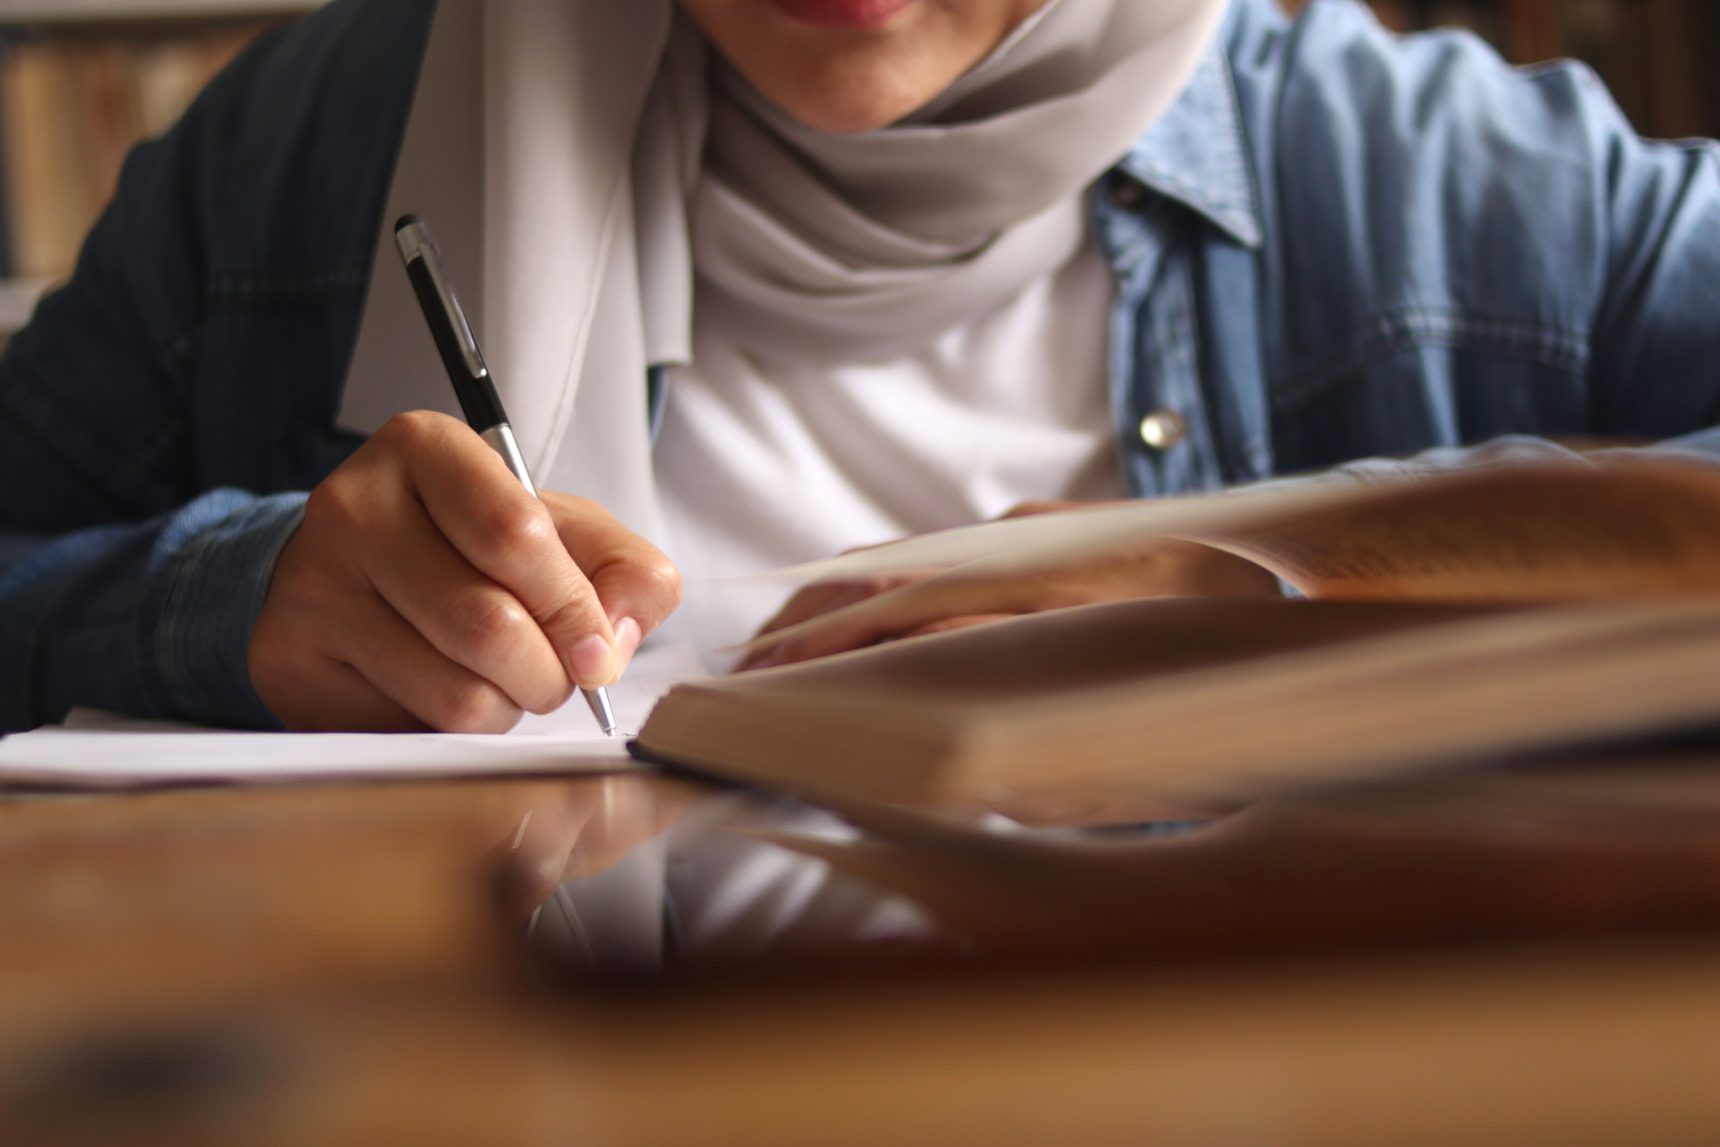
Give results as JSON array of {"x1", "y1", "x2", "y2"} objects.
[
  {"x1": 1193, "y1": 463, "x2": 1720, "y2": 600},
  {"x1": 741, "y1": 461, "x2": 1720, "y2": 657}
]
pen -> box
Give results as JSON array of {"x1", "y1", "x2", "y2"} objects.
[{"x1": 393, "y1": 214, "x2": 619, "y2": 737}]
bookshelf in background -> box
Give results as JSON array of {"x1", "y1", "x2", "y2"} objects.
[
  {"x1": 0, "y1": 1, "x2": 320, "y2": 335},
  {"x1": 1283, "y1": 0, "x2": 1719, "y2": 142}
]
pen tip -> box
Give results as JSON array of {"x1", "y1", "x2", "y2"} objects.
[
  {"x1": 584, "y1": 687, "x2": 619, "y2": 738},
  {"x1": 395, "y1": 212, "x2": 423, "y2": 234}
]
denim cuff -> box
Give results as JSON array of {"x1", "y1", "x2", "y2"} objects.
[{"x1": 149, "y1": 491, "x2": 307, "y2": 730}]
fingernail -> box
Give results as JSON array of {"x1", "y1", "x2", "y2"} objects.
[
  {"x1": 569, "y1": 634, "x2": 618, "y2": 687},
  {"x1": 613, "y1": 617, "x2": 643, "y2": 674}
]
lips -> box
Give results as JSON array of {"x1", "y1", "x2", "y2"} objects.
[{"x1": 772, "y1": 0, "x2": 916, "y2": 31}]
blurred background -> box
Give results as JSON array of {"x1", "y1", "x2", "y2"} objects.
[
  {"x1": 0, "y1": 0, "x2": 1715, "y2": 338},
  {"x1": 1282, "y1": 0, "x2": 1719, "y2": 140}
]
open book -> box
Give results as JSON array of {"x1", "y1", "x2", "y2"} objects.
[{"x1": 633, "y1": 460, "x2": 1720, "y2": 822}]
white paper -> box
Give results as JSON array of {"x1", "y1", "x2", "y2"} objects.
[
  {"x1": 0, "y1": 712, "x2": 639, "y2": 790},
  {"x1": 0, "y1": 642, "x2": 712, "y2": 791}
]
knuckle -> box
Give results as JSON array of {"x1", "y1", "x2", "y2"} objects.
[
  {"x1": 861, "y1": 575, "x2": 905, "y2": 598},
  {"x1": 436, "y1": 681, "x2": 519, "y2": 735},
  {"x1": 446, "y1": 590, "x2": 534, "y2": 662},
  {"x1": 637, "y1": 555, "x2": 684, "y2": 609},
  {"x1": 479, "y1": 500, "x2": 557, "y2": 563},
  {"x1": 377, "y1": 409, "x2": 448, "y2": 451}
]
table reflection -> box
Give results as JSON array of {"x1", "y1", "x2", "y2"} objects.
[
  {"x1": 492, "y1": 774, "x2": 941, "y2": 976},
  {"x1": 12, "y1": 754, "x2": 1720, "y2": 1143},
  {"x1": 507, "y1": 753, "x2": 1720, "y2": 981}
]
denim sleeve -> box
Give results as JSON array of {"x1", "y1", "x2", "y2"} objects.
[
  {"x1": 1583, "y1": 96, "x2": 1720, "y2": 444},
  {"x1": 1276, "y1": 32, "x2": 1720, "y2": 482},
  {"x1": 1262, "y1": 433, "x2": 1720, "y2": 493},
  {"x1": 0, "y1": 493, "x2": 305, "y2": 733}
]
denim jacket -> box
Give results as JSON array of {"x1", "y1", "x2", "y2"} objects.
[{"x1": 3, "y1": 0, "x2": 1718, "y2": 733}]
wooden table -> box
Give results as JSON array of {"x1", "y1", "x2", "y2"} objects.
[{"x1": 6, "y1": 761, "x2": 1720, "y2": 1145}]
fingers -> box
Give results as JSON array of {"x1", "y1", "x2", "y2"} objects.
[
  {"x1": 358, "y1": 494, "x2": 572, "y2": 716},
  {"x1": 249, "y1": 410, "x2": 685, "y2": 733},
  {"x1": 735, "y1": 582, "x2": 889, "y2": 670},
  {"x1": 251, "y1": 587, "x2": 521, "y2": 734},
  {"x1": 757, "y1": 582, "x2": 878, "y2": 638},
  {"x1": 901, "y1": 614, "x2": 1017, "y2": 639},
  {"x1": 250, "y1": 635, "x2": 429, "y2": 734},
  {"x1": 742, "y1": 573, "x2": 1037, "y2": 667},
  {"x1": 331, "y1": 597, "x2": 523, "y2": 733},
  {"x1": 740, "y1": 539, "x2": 1281, "y2": 670},
  {"x1": 286, "y1": 666, "x2": 429, "y2": 733},
  {"x1": 398, "y1": 415, "x2": 620, "y2": 688},
  {"x1": 543, "y1": 491, "x2": 682, "y2": 672},
  {"x1": 745, "y1": 613, "x2": 1014, "y2": 670},
  {"x1": 736, "y1": 575, "x2": 936, "y2": 670},
  {"x1": 738, "y1": 502, "x2": 1131, "y2": 672}
]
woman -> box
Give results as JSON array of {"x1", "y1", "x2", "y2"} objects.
[{"x1": 1, "y1": 0, "x2": 1716, "y2": 735}]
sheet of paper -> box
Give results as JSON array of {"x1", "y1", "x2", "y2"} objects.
[
  {"x1": 0, "y1": 642, "x2": 712, "y2": 791},
  {"x1": 0, "y1": 712, "x2": 638, "y2": 790}
]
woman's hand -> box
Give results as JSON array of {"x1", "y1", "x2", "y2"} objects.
[
  {"x1": 248, "y1": 411, "x2": 682, "y2": 732},
  {"x1": 739, "y1": 500, "x2": 1279, "y2": 670}
]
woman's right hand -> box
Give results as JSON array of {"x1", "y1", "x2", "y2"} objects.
[{"x1": 247, "y1": 411, "x2": 682, "y2": 733}]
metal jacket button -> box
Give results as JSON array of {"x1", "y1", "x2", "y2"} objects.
[{"x1": 1138, "y1": 410, "x2": 1187, "y2": 450}]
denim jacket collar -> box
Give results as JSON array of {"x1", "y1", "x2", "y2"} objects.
[{"x1": 1112, "y1": 42, "x2": 1263, "y2": 250}]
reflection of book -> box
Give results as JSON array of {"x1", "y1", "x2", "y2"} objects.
[{"x1": 635, "y1": 461, "x2": 1720, "y2": 823}]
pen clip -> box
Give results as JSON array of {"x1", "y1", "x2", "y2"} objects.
[{"x1": 394, "y1": 215, "x2": 488, "y2": 382}]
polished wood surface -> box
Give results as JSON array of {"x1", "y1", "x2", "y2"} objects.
[{"x1": 6, "y1": 758, "x2": 1720, "y2": 1144}]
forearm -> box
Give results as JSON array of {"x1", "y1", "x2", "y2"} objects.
[{"x1": 0, "y1": 491, "x2": 305, "y2": 733}]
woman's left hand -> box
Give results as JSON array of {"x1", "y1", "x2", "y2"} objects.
[{"x1": 738, "y1": 500, "x2": 1282, "y2": 671}]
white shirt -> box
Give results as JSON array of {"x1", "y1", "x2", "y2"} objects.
[{"x1": 654, "y1": 236, "x2": 1124, "y2": 667}]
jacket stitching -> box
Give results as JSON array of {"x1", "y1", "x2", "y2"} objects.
[
  {"x1": 206, "y1": 266, "x2": 369, "y2": 307},
  {"x1": 1274, "y1": 306, "x2": 1589, "y2": 413}
]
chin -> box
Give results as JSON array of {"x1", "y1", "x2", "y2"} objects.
[{"x1": 754, "y1": 64, "x2": 934, "y2": 133}]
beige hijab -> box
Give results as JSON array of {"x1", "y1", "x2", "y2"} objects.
[{"x1": 341, "y1": 0, "x2": 1229, "y2": 536}]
